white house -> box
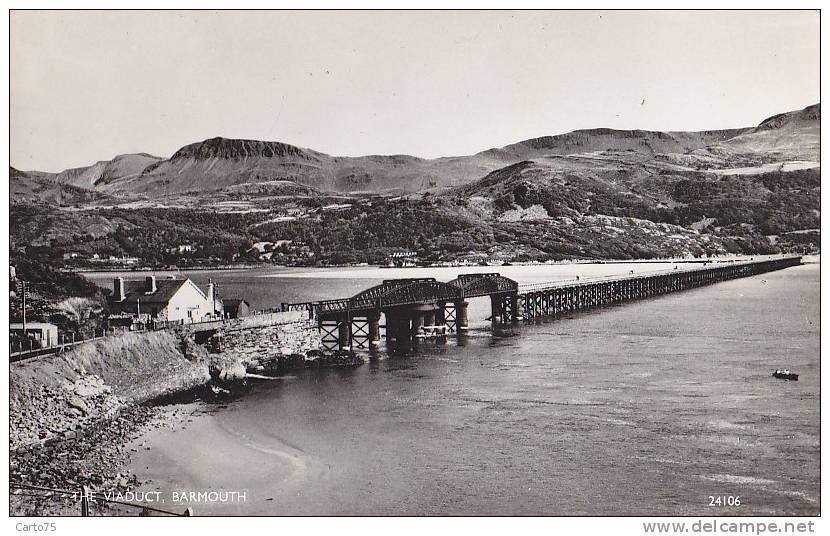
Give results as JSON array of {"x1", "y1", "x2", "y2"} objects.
[{"x1": 109, "y1": 276, "x2": 223, "y2": 323}]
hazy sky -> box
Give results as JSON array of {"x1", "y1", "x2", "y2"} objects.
[{"x1": 11, "y1": 10, "x2": 819, "y2": 172}]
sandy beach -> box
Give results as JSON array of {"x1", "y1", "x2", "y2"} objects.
[{"x1": 127, "y1": 401, "x2": 308, "y2": 515}]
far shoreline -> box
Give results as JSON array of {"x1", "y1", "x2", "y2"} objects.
[{"x1": 77, "y1": 253, "x2": 816, "y2": 279}]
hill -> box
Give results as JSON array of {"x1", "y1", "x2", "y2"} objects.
[
  {"x1": 18, "y1": 104, "x2": 818, "y2": 198},
  {"x1": 9, "y1": 103, "x2": 820, "y2": 276},
  {"x1": 10, "y1": 167, "x2": 113, "y2": 206},
  {"x1": 477, "y1": 127, "x2": 748, "y2": 162},
  {"x1": 55, "y1": 153, "x2": 163, "y2": 189},
  {"x1": 445, "y1": 104, "x2": 820, "y2": 248},
  {"x1": 94, "y1": 138, "x2": 506, "y2": 195}
]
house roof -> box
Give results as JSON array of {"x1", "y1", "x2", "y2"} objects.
[
  {"x1": 223, "y1": 298, "x2": 249, "y2": 308},
  {"x1": 10, "y1": 322, "x2": 57, "y2": 330},
  {"x1": 121, "y1": 278, "x2": 192, "y2": 305}
]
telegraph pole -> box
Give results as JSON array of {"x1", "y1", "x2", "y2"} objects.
[
  {"x1": 20, "y1": 280, "x2": 27, "y2": 333},
  {"x1": 213, "y1": 281, "x2": 218, "y2": 319}
]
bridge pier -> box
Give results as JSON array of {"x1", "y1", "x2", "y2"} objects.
[
  {"x1": 338, "y1": 318, "x2": 350, "y2": 350},
  {"x1": 368, "y1": 314, "x2": 381, "y2": 347},
  {"x1": 385, "y1": 312, "x2": 410, "y2": 348},
  {"x1": 412, "y1": 312, "x2": 425, "y2": 339},
  {"x1": 435, "y1": 302, "x2": 446, "y2": 328},
  {"x1": 490, "y1": 297, "x2": 500, "y2": 330},
  {"x1": 454, "y1": 300, "x2": 469, "y2": 331},
  {"x1": 383, "y1": 304, "x2": 440, "y2": 347},
  {"x1": 423, "y1": 309, "x2": 436, "y2": 333}
]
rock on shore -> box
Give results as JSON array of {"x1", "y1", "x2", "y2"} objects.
[
  {"x1": 244, "y1": 349, "x2": 365, "y2": 377},
  {"x1": 10, "y1": 404, "x2": 197, "y2": 516},
  {"x1": 10, "y1": 330, "x2": 209, "y2": 453}
]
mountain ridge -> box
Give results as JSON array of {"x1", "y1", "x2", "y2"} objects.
[{"x1": 12, "y1": 103, "x2": 819, "y2": 198}]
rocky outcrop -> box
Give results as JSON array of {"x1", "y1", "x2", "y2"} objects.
[
  {"x1": 11, "y1": 370, "x2": 123, "y2": 450},
  {"x1": 758, "y1": 103, "x2": 820, "y2": 130},
  {"x1": 9, "y1": 312, "x2": 328, "y2": 453},
  {"x1": 10, "y1": 403, "x2": 192, "y2": 516},
  {"x1": 170, "y1": 137, "x2": 317, "y2": 161},
  {"x1": 10, "y1": 330, "x2": 209, "y2": 452}
]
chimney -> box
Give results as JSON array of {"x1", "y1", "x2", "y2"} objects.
[
  {"x1": 207, "y1": 280, "x2": 216, "y2": 313},
  {"x1": 145, "y1": 276, "x2": 157, "y2": 294},
  {"x1": 113, "y1": 277, "x2": 125, "y2": 302}
]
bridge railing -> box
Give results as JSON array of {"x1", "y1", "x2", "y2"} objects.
[
  {"x1": 516, "y1": 256, "x2": 801, "y2": 294},
  {"x1": 279, "y1": 255, "x2": 801, "y2": 320},
  {"x1": 517, "y1": 268, "x2": 680, "y2": 293}
]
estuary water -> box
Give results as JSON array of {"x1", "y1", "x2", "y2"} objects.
[{"x1": 86, "y1": 261, "x2": 820, "y2": 515}]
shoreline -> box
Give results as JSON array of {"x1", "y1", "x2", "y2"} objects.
[
  {"x1": 75, "y1": 253, "x2": 818, "y2": 277},
  {"x1": 123, "y1": 398, "x2": 303, "y2": 516},
  {"x1": 9, "y1": 344, "x2": 364, "y2": 516}
]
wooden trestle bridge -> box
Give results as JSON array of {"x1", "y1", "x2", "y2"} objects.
[{"x1": 281, "y1": 256, "x2": 802, "y2": 351}]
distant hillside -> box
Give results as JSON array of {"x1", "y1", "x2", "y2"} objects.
[
  {"x1": 477, "y1": 127, "x2": 748, "y2": 162},
  {"x1": 695, "y1": 103, "x2": 820, "y2": 163},
  {"x1": 56, "y1": 153, "x2": 163, "y2": 189},
  {"x1": 103, "y1": 137, "x2": 504, "y2": 195},
  {"x1": 18, "y1": 103, "x2": 818, "y2": 198},
  {"x1": 10, "y1": 167, "x2": 112, "y2": 206},
  {"x1": 449, "y1": 110, "x2": 820, "y2": 239},
  {"x1": 112, "y1": 138, "x2": 334, "y2": 195},
  {"x1": 9, "y1": 103, "x2": 819, "y2": 326},
  {"x1": 10, "y1": 153, "x2": 161, "y2": 205}
]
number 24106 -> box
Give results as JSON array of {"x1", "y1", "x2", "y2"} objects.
[{"x1": 709, "y1": 495, "x2": 741, "y2": 507}]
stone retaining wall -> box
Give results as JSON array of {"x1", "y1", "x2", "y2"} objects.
[{"x1": 220, "y1": 311, "x2": 321, "y2": 368}]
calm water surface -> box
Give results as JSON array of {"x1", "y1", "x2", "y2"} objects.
[{"x1": 103, "y1": 262, "x2": 819, "y2": 515}]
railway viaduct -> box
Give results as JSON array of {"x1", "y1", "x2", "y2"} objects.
[{"x1": 281, "y1": 256, "x2": 803, "y2": 351}]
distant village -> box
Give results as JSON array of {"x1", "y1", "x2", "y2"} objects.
[
  {"x1": 60, "y1": 238, "x2": 317, "y2": 270},
  {"x1": 61, "y1": 240, "x2": 530, "y2": 271}
]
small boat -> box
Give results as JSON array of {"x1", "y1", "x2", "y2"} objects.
[{"x1": 772, "y1": 369, "x2": 799, "y2": 381}]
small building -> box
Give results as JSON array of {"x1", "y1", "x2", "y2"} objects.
[
  {"x1": 167, "y1": 244, "x2": 196, "y2": 255},
  {"x1": 109, "y1": 276, "x2": 223, "y2": 323},
  {"x1": 387, "y1": 251, "x2": 418, "y2": 268},
  {"x1": 10, "y1": 322, "x2": 58, "y2": 348},
  {"x1": 223, "y1": 298, "x2": 251, "y2": 319}
]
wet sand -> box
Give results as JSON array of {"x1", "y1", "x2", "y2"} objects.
[{"x1": 128, "y1": 402, "x2": 304, "y2": 515}]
